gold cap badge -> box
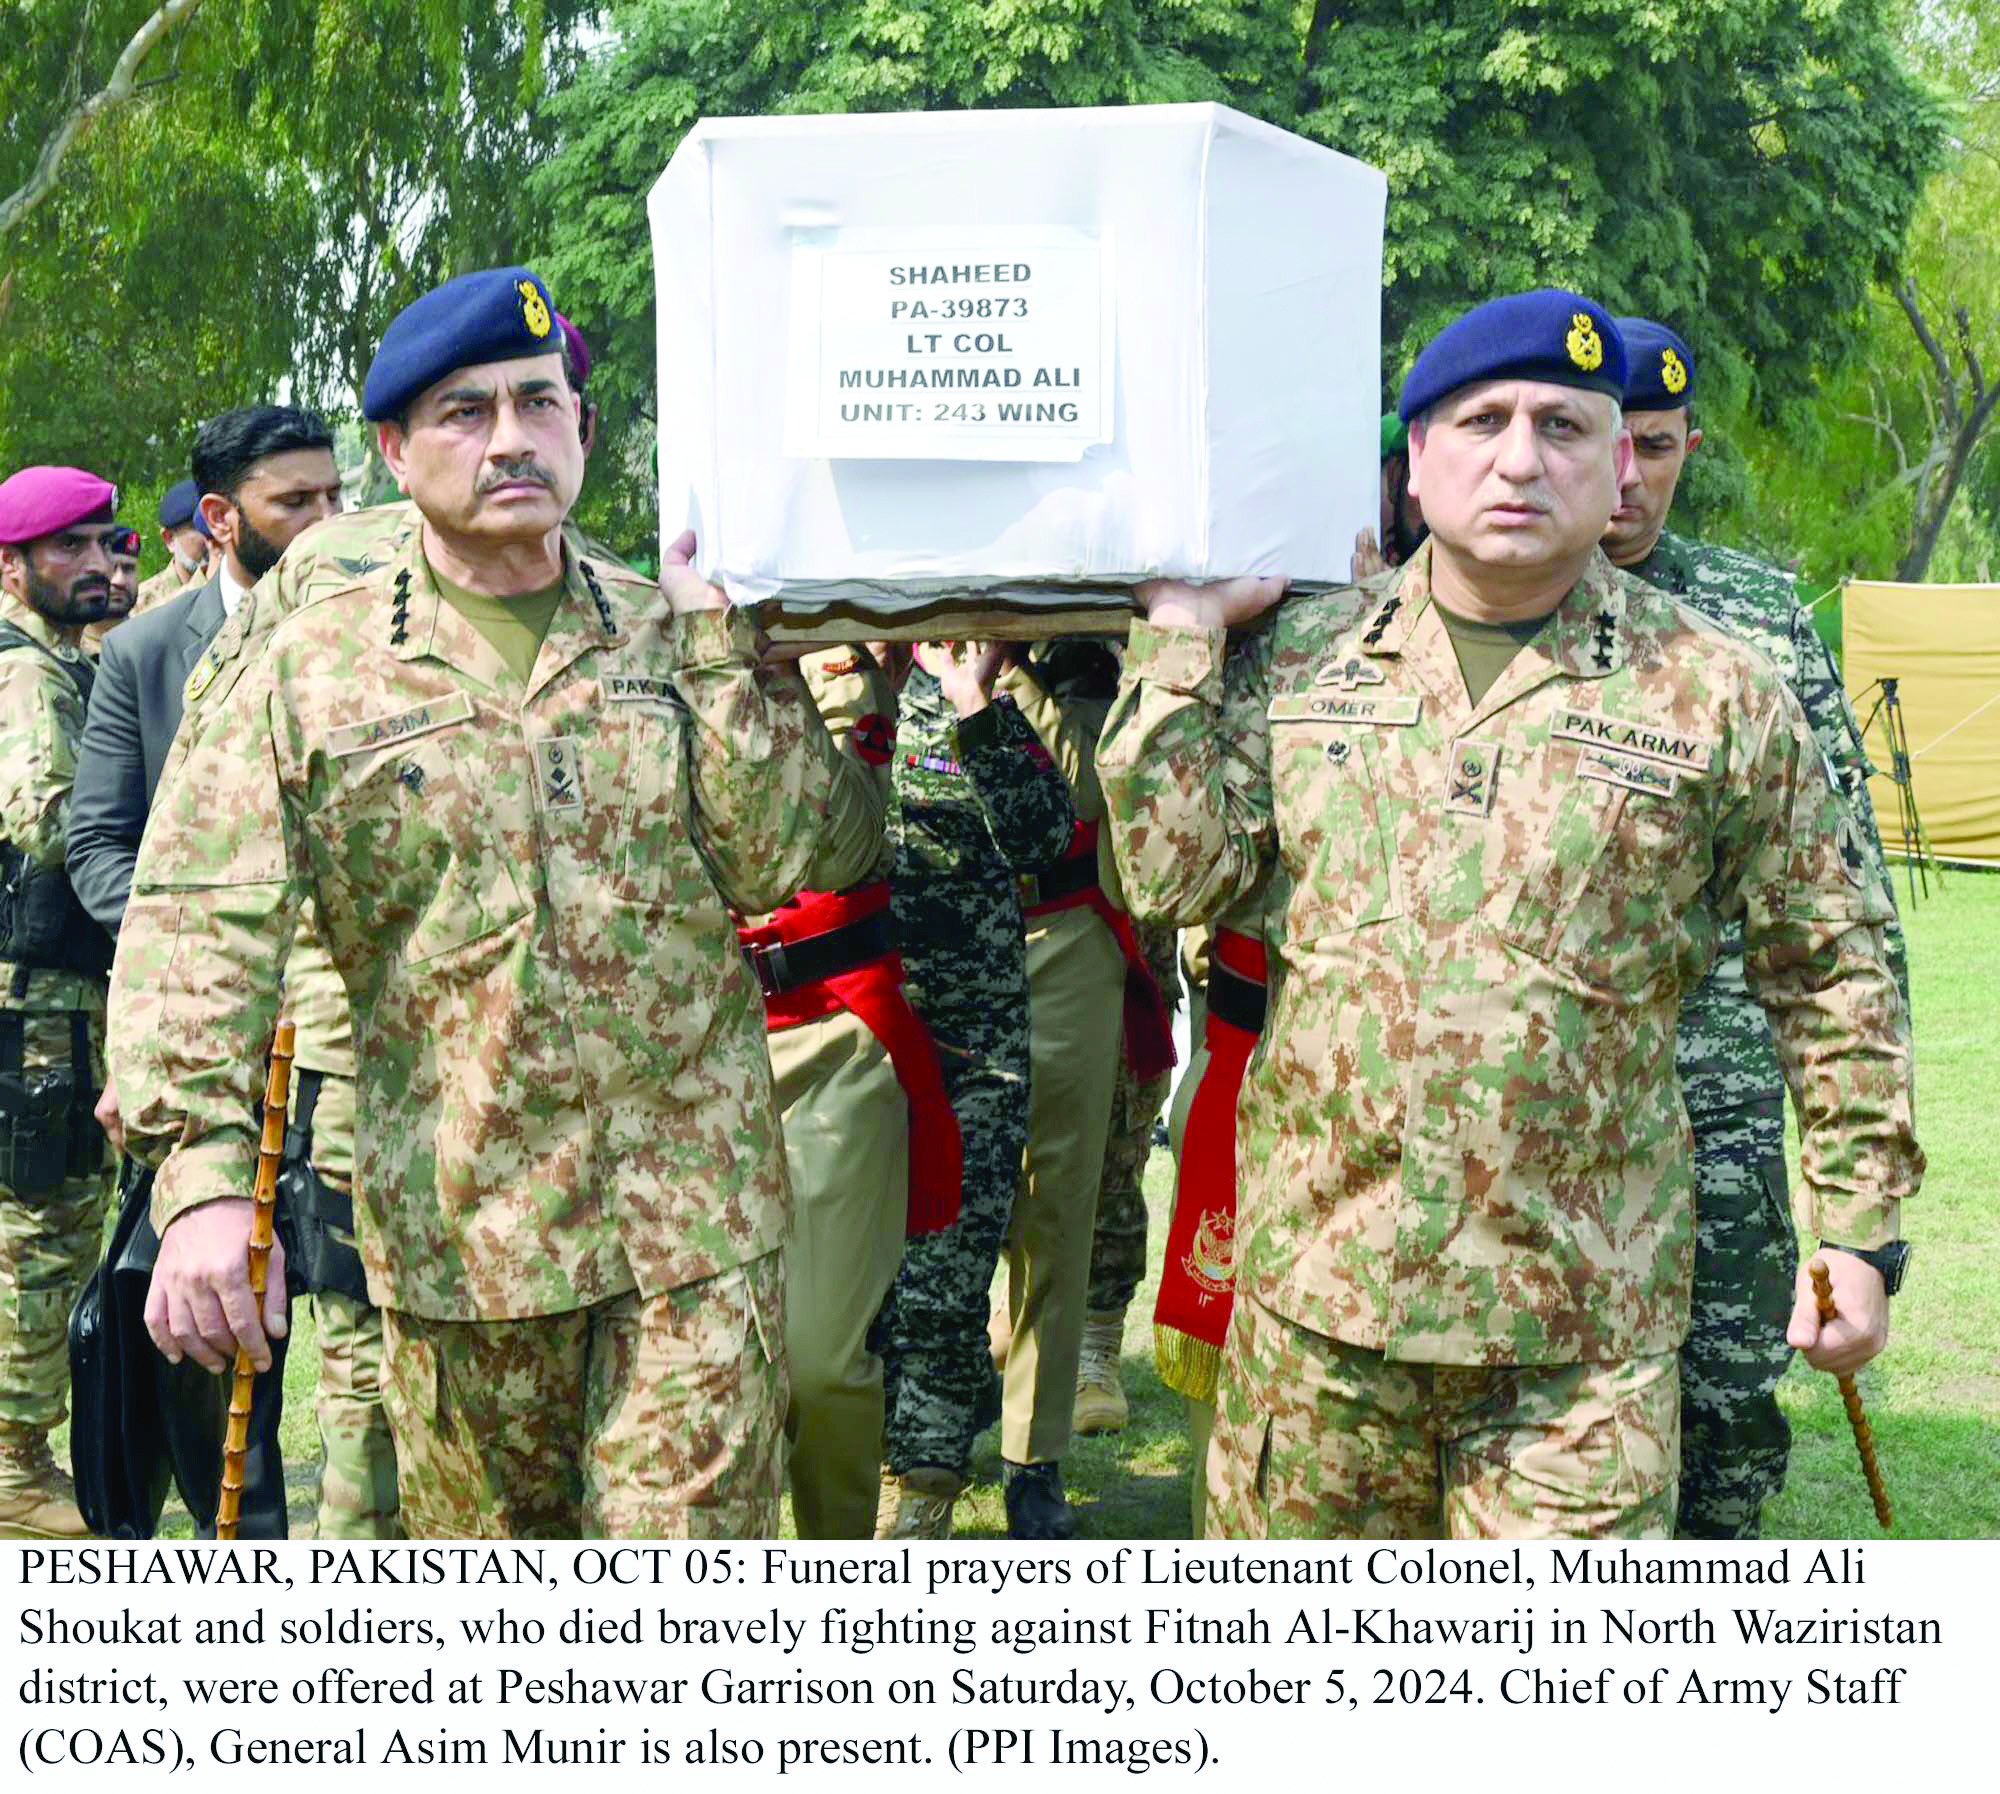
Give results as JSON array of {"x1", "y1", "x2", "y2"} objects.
[
  {"x1": 1661, "y1": 348, "x2": 1688, "y2": 395},
  {"x1": 1566, "y1": 312, "x2": 1604, "y2": 374},
  {"x1": 519, "y1": 279, "x2": 552, "y2": 339}
]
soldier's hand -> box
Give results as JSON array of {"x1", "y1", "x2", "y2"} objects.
[
  {"x1": 144, "y1": 1199, "x2": 288, "y2": 1375},
  {"x1": 917, "y1": 640, "x2": 1006, "y2": 717},
  {"x1": 94, "y1": 1074, "x2": 125, "y2": 1158},
  {"x1": 1135, "y1": 573, "x2": 1288, "y2": 633},
  {"x1": 1351, "y1": 526, "x2": 1388, "y2": 581},
  {"x1": 660, "y1": 529, "x2": 728, "y2": 615},
  {"x1": 1787, "y1": 1252, "x2": 1889, "y2": 1377}
]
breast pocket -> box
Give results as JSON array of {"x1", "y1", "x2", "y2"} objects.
[
  {"x1": 317, "y1": 729, "x2": 529, "y2": 966},
  {"x1": 1499, "y1": 746, "x2": 1711, "y2": 989},
  {"x1": 610, "y1": 699, "x2": 691, "y2": 906},
  {"x1": 1269, "y1": 715, "x2": 1403, "y2": 939}
]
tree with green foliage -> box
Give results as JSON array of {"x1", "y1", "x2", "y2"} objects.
[
  {"x1": 536, "y1": 1, "x2": 1942, "y2": 552},
  {"x1": 0, "y1": 2, "x2": 594, "y2": 566}
]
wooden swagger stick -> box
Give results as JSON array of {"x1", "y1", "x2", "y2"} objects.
[
  {"x1": 1808, "y1": 1256, "x2": 1894, "y2": 1533},
  {"x1": 217, "y1": 1022, "x2": 296, "y2": 1542}
]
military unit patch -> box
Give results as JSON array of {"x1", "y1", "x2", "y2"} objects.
[
  {"x1": 1445, "y1": 736, "x2": 1502, "y2": 816},
  {"x1": 1314, "y1": 656, "x2": 1387, "y2": 692},
  {"x1": 536, "y1": 736, "x2": 584, "y2": 812}
]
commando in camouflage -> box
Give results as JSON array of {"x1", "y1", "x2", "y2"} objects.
[{"x1": 1632, "y1": 526, "x2": 1908, "y2": 1539}]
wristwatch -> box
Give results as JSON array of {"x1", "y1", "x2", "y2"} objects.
[{"x1": 1818, "y1": 1239, "x2": 1914, "y2": 1296}]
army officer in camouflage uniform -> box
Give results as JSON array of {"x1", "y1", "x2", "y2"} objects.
[
  {"x1": 111, "y1": 268, "x2": 836, "y2": 1538},
  {"x1": 1100, "y1": 291, "x2": 1922, "y2": 1539},
  {"x1": 1603, "y1": 320, "x2": 1911, "y2": 1538}
]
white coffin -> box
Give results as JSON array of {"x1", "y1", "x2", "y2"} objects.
[{"x1": 649, "y1": 103, "x2": 1386, "y2": 635}]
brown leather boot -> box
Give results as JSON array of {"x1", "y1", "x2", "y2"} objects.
[
  {"x1": 1072, "y1": 1310, "x2": 1129, "y2": 1435},
  {"x1": 0, "y1": 1422, "x2": 91, "y2": 1539},
  {"x1": 874, "y1": 1466, "x2": 965, "y2": 1541}
]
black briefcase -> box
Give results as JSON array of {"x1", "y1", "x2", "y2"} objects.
[{"x1": 68, "y1": 1159, "x2": 291, "y2": 1539}]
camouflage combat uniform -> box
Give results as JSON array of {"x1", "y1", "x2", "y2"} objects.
[
  {"x1": 111, "y1": 527, "x2": 834, "y2": 1538},
  {"x1": 1099, "y1": 542, "x2": 1921, "y2": 1540},
  {"x1": 1631, "y1": 527, "x2": 1908, "y2": 1539},
  {"x1": 283, "y1": 916, "x2": 401, "y2": 1540},
  {"x1": 0, "y1": 594, "x2": 111, "y2": 1467},
  {"x1": 132, "y1": 563, "x2": 198, "y2": 617},
  {"x1": 875, "y1": 667, "x2": 1075, "y2": 1479}
]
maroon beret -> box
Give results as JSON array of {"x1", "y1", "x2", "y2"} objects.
[{"x1": 0, "y1": 466, "x2": 118, "y2": 546}]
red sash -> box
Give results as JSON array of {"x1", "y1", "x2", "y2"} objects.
[
  {"x1": 1021, "y1": 821, "x2": 1177, "y2": 1082},
  {"x1": 1152, "y1": 927, "x2": 1267, "y2": 1403},
  {"x1": 739, "y1": 884, "x2": 963, "y2": 1237}
]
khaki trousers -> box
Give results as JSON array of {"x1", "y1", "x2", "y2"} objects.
[
  {"x1": 1000, "y1": 908, "x2": 1125, "y2": 1463},
  {"x1": 769, "y1": 1008, "x2": 908, "y2": 1538}
]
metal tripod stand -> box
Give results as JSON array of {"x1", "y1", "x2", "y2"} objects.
[{"x1": 1856, "y1": 677, "x2": 1941, "y2": 904}]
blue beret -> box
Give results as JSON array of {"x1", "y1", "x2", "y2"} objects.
[
  {"x1": 1617, "y1": 317, "x2": 1695, "y2": 410},
  {"x1": 1399, "y1": 289, "x2": 1628, "y2": 423},
  {"x1": 363, "y1": 267, "x2": 563, "y2": 422},
  {"x1": 159, "y1": 478, "x2": 200, "y2": 529}
]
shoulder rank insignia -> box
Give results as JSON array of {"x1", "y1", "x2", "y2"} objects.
[
  {"x1": 1315, "y1": 656, "x2": 1387, "y2": 692},
  {"x1": 1567, "y1": 311, "x2": 1604, "y2": 374}
]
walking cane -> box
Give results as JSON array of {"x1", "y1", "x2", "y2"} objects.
[
  {"x1": 1808, "y1": 1256, "x2": 1894, "y2": 1533},
  {"x1": 216, "y1": 1022, "x2": 295, "y2": 1541}
]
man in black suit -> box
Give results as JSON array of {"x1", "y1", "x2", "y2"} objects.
[
  {"x1": 71, "y1": 410, "x2": 343, "y2": 931},
  {"x1": 69, "y1": 407, "x2": 341, "y2": 1538}
]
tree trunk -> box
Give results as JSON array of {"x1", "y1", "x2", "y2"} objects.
[{"x1": 0, "y1": 1, "x2": 207, "y2": 242}]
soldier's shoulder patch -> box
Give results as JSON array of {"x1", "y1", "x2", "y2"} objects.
[{"x1": 183, "y1": 648, "x2": 224, "y2": 705}]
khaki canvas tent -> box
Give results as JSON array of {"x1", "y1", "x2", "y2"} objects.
[{"x1": 1842, "y1": 581, "x2": 2000, "y2": 869}]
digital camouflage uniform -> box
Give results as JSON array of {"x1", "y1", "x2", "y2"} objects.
[
  {"x1": 111, "y1": 524, "x2": 834, "y2": 1538},
  {"x1": 876, "y1": 668, "x2": 1074, "y2": 1479},
  {"x1": 283, "y1": 916, "x2": 401, "y2": 1540},
  {"x1": 0, "y1": 593, "x2": 111, "y2": 1464},
  {"x1": 132, "y1": 564, "x2": 197, "y2": 617},
  {"x1": 1631, "y1": 527, "x2": 1908, "y2": 1539},
  {"x1": 1099, "y1": 541, "x2": 1921, "y2": 1540}
]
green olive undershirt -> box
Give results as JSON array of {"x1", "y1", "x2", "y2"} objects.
[
  {"x1": 1433, "y1": 601, "x2": 1553, "y2": 707},
  {"x1": 430, "y1": 562, "x2": 567, "y2": 687}
]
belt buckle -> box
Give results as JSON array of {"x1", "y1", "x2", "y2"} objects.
[{"x1": 749, "y1": 940, "x2": 790, "y2": 997}]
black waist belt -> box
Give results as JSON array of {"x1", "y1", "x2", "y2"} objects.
[
  {"x1": 283, "y1": 1069, "x2": 353, "y2": 1232},
  {"x1": 1206, "y1": 960, "x2": 1268, "y2": 1035},
  {"x1": 1020, "y1": 852, "x2": 1099, "y2": 912},
  {"x1": 742, "y1": 911, "x2": 895, "y2": 997}
]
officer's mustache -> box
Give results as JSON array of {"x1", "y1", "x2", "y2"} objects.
[{"x1": 479, "y1": 460, "x2": 554, "y2": 493}]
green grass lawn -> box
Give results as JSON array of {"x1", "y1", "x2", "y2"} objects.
[{"x1": 116, "y1": 871, "x2": 1999, "y2": 1541}]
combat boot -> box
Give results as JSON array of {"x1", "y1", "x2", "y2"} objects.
[
  {"x1": 875, "y1": 1466, "x2": 965, "y2": 1541},
  {"x1": 1004, "y1": 1459, "x2": 1078, "y2": 1541},
  {"x1": 1072, "y1": 1309, "x2": 1129, "y2": 1435},
  {"x1": 0, "y1": 1422, "x2": 92, "y2": 1539}
]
